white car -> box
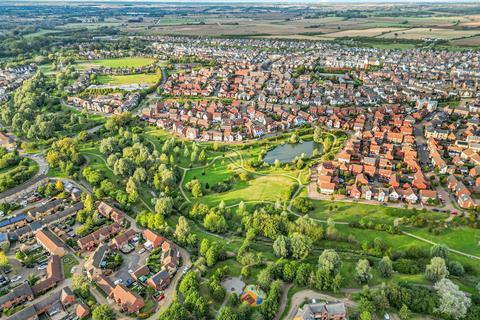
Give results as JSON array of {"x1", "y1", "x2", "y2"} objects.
[
  {"x1": 128, "y1": 269, "x2": 133, "y2": 274},
  {"x1": 138, "y1": 248, "x2": 146, "y2": 254},
  {"x1": 114, "y1": 279, "x2": 123, "y2": 285},
  {"x1": 11, "y1": 275, "x2": 22, "y2": 282},
  {"x1": 37, "y1": 265, "x2": 47, "y2": 270}
]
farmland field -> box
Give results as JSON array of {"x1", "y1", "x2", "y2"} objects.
[
  {"x1": 380, "y1": 28, "x2": 480, "y2": 40},
  {"x1": 321, "y1": 27, "x2": 408, "y2": 38}
]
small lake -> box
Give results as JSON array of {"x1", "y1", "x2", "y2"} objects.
[{"x1": 264, "y1": 140, "x2": 322, "y2": 164}]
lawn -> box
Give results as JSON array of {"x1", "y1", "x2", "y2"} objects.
[
  {"x1": 93, "y1": 56, "x2": 156, "y2": 69},
  {"x1": 62, "y1": 255, "x2": 79, "y2": 278},
  {"x1": 309, "y1": 199, "x2": 447, "y2": 224},
  {"x1": 184, "y1": 157, "x2": 239, "y2": 187},
  {"x1": 200, "y1": 175, "x2": 295, "y2": 207},
  {"x1": 96, "y1": 73, "x2": 160, "y2": 85},
  {"x1": 404, "y1": 226, "x2": 480, "y2": 257}
]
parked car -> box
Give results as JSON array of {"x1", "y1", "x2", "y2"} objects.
[{"x1": 11, "y1": 275, "x2": 22, "y2": 282}]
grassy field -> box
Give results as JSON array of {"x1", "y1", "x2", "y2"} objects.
[
  {"x1": 62, "y1": 255, "x2": 79, "y2": 278},
  {"x1": 200, "y1": 175, "x2": 294, "y2": 207},
  {"x1": 24, "y1": 29, "x2": 60, "y2": 39},
  {"x1": 308, "y1": 199, "x2": 447, "y2": 224},
  {"x1": 93, "y1": 57, "x2": 155, "y2": 68},
  {"x1": 96, "y1": 73, "x2": 160, "y2": 85},
  {"x1": 404, "y1": 226, "x2": 480, "y2": 257},
  {"x1": 321, "y1": 27, "x2": 408, "y2": 38}
]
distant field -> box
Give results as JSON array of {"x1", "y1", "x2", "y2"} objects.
[
  {"x1": 380, "y1": 28, "x2": 480, "y2": 40},
  {"x1": 24, "y1": 29, "x2": 60, "y2": 39},
  {"x1": 96, "y1": 73, "x2": 160, "y2": 85},
  {"x1": 451, "y1": 35, "x2": 480, "y2": 46},
  {"x1": 60, "y1": 22, "x2": 121, "y2": 29},
  {"x1": 321, "y1": 27, "x2": 408, "y2": 38}
]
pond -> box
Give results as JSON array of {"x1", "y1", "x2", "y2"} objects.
[{"x1": 264, "y1": 140, "x2": 322, "y2": 164}]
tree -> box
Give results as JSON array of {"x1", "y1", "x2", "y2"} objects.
[
  {"x1": 290, "y1": 233, "x2": 312, "y2": 260},
  {"x1": 313, "y1": 126, "x2": 322, "y2": 143},
  {"x1": 155, "y1": 197, "x2": 174, "y2": 216},
  {"x1": 318, "y1": 249, "x2": 341, "y2": 276},
  {"x1": 448, "y1": 260, "x2": 465, "y2": 276},
  {"x1": 273, "y1": 235, "x2": 290, "y2": 258},
  {"x1": 425, "y1": 257, "x2": 449, "y2": 282},
  {"x1": 434, "y1": 278, "x2": 471, "y2": 319},
  {"x1": 158, "y1": 301, "x2": 190, "y2": 320},
  {"x1": 378, "y1": 256, "x2": 393, "y2": 278},
  {"x1": 399, "y1": 304, "x2": 411, "y2": 320},
  {"x1": 174, "y1": 216, "x2": 190, "y2": 244},
  {"x1": 218, "y1": 306, "x2": 239, "y2": 320},
  {"x1": 355, "y1": 259, "x2": 372, "y2": 284},
  {"x1": 204, "y1": 211, "x2": 227, "y2": 233},
  {"x1": 0, "y1": 251, "x2": 10, "y2": 269},
  {"x1": 92, "y1": 304, "x2": 116, "y2": 320},
  {"x1": 431, "y1": 244, "x2": 449, "y2": 259},
  {"x1": 359, "y1": 311, "x2": 372, "y2": 320},
  {"x1": 477, "y1": 281, "x2": 480, "y2": 293}
]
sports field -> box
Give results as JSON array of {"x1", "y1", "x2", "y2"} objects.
[{"x1": 96, "y1": 73, "x2": 160, "y2": 85}]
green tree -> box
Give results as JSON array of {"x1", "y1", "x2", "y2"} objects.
[
  {"x1": 290, "y1": 233, "x2": 312, "y2": 260},
  {"x1": 425, "y1": 257, "x2": 449, "y2": 282},
  {"x1": 431, "y1": 244, "x2": 449, "y2": 260},
  {"x1": 359, "y1": 311, "x2": 372, "y2": 320},
  {"x1": 399, "y1": 304, "x2": 411, "y2": 320},
  {"x1": 318, "y1": 249, "x2": 341, "y2": 276},
  {"x1": 355, "y1": 259, "x2": 372, "y2": 284},
  {"x1": 378, "y1": 256, "x2": 393, "y2": 278},
  {"x1": 158, "y1": 301, "x2": 189, "y2": 320},
  {"x1": 273, "y1": 235, "x2": 290, "y2": 258},
  {"x1": 0, "y1": 251, "x2": 10, "y2": 269},
  {"x1": 218, "y1": 306, "x2": 239, "y2": 320},
  {"x1": 92, "y1": 304, "x2": 116, "y2": 320}
]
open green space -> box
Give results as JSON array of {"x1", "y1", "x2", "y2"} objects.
[
  {"x1": 404, "y1": 226, "x2": 480, "y2": 257},
  {"x1": 309, "y1": 199, "x2": 448, "y2": 224},
  {"x1": 92, "y1": 56, "x2": 155, "y2": 69},
  {"x1": 200, "y1": 175, "x2": 295, "y2": 207},
  {"x1": 96, "y1": 73, "x2": 160, "y2": 85},
  {"x1": 62, "y1": 255, "x2": 79, "y2": 278}
]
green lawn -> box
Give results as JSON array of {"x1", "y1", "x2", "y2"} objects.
[
  {"x1": 309, "y1": 200, "x2": 447, "y2": 224},
  {"x1": 62, "y1": 255, "x2": 79, "y2": 278},
  {"x1": 200, "y1": 175, "x2": 295, "y2": 207},
  {"x1": 96, "y1": 73, "x2": 160, "y2": 85},
  {"x1": 93, "y1": 56, "x2": 155, "y2": 68},
  {"x1": 404, "y1": 226, "x2": 480, "y2": 257}
]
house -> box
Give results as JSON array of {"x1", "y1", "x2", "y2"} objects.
[
  {"x1": 28, "y1": 199, "x2": 63, "y2": 220},
  {"x1": 131, "y1": 265, "x2": 150, "y2": 282},
  {"x1": 458, "y1": 193, "x2": 475, "y2": 209},
  {"x1": 146, "y1": 270, "x2": 170, "y2": 291},
  {"x1": 112, "y1": 229, "x2": 137, "y2": 250},
  {"x1": 77, "y1": 223, "x2": 121, "y2": 251},
  {"x1": 76, "y1": 302, "x2": 91, "y2": 319},
  {"x1": 110, "y1": 284, "x2": 145, "y2": 314},
  {"x1": 319, "y1": 182, "x2": 335, "y2": 195},
  {"x1": 0, "y1": 283, "x2": 34, "y2": 309},
  {"x1": 60, "y1": 287, "x2": 76, "y2": 308},
  {"x1": 293, "y1": 302, "x2": 346, "y2": 320},
  {"x1": 419, "y1": 190, "x2": 437, "y2": 204},
  {"x1": 403, "y1": 188, "x2": 418, "y2": 204},
  {"x1": 97, "y1": 202, "x2": 126, "y2": 225},
  {"x1": 143, "y1": 229, "x2": 165, "y2": 249},
  {"x1": 35, "y1": 228, "x2": 66, "y2": 257},
  {"x1": 32, "y1": 255, "x2": 63, "y2": 295},
  {"x1": 85, "y1": 244, "x2": 110, "y2": 279}
]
